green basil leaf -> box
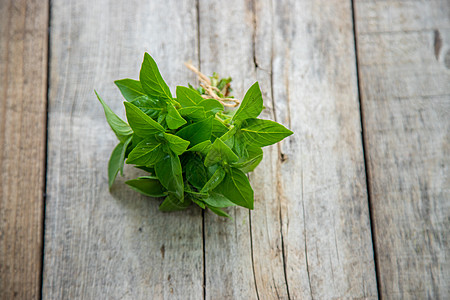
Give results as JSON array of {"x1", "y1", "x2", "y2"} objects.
[
  {"x1": 201, "y1": 167, "x2": 226, "y2": 193},
  {"x1": 139, "y1": 53, "x2": 172, "y2": 101},
  {"x1": 134, "y1": 165, "x2": 155, "y2": 174},
  {"x1": 157, "y1": 112, "x2": 166, "y2": 125},
  {"x1": 203, "y1": 192, "x2": 236, "y2": 208},
  {"x1": 166, "y1": 102, "x2": 187, "y2": 129},
  {"x1": 126, "y1": 136, "x2": 165, "y2": 166},
  {"x1": 155, "y1": 152, "x2": 184, "y2": 201},
  {"x1": 119, "y1": 136, "x2": 133, "y2": 175},
  {"x1": 232, "y1": 146, "x2": 263, "y2": 173},
  {"x1": 217, "y1": 77, "x2": 232, "y2": 90},
  {"x1": 204, "y1": 138, "x2": 239, "y2": 167},
  {"x1": 220, "y1": 126, "x2": 237, "y2": 148},
  {"x1": 185, "y1": 155, "x2": 208, "y2": 190},
  {"x1": 96, "y1": 91, "x2": 132, "y2": 143},
  {"x1": 187, "y1": 140, "x2": 212, "y2": 154},
  {"x1": 233, "y1": 133, "x2": 247, "y2": 157},
  {"x1": 178, "y1": 106, "x2": 206, "y2": 122},
  {"x1": 176, "y1": 86, "x2": 203, "y2": 107},
  {"x1": 214, "y1": 167, "x2": 254, "y2": 209},
  {"x1": 211, "y1": 118, "x2": 228, "y2": 141},
  {"x1": 176, "y1": 116, "x2": 213, "y2": 147},
  {"x1": 206, "y1": 204, "x2": 230, "y2": 218},
  {"x1": 127, "y1": 134, "x2": 144, "y2": 156},
  {"x1": 114, "y1": 79, "x2": 146, "y2": 101},
  {"x1": 130, "y1": 95, "x2": 164, "y2": 119},
  {"x1": 125, "y1": 176, "x2": 166, "y2": 197},
  {"x1": 124, "y1": 101, "x2": 165, "y2": 137},
  {"x1": 232, "y1": 82, "x2": 263, "y2": 122},
  {"x1": 159, "y1": 193, "x2": 191, "y2": 211},
  {"x1": 107, "y1": 136, "x2": 131, "y2": 188},
  {"x1": 240, "y1": 118, "x2": 293, "y2": 147},
  {"x1": 192, "y1": 198, "x2": 206, "y2": 209},
  {"x1": 185, "y1": 189, "x2": 208, "y2": 198},
  {"x1": 163, "y1": 133, "x2": 190, "y2": 155},
  {"x1": 108, "y1": 143, "x2": 123, "y2": 187},
  {"x1": 198, "y1": 99, "x2": 224, "y2": 115}
]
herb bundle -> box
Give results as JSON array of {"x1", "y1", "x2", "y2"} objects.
[{"x1": 96, "y1": 53, "x2": 293, "y2": 217}]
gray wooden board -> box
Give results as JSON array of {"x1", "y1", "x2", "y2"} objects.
[
  {"x1": 42, "y1": 0, "x2": 203, "y2": 299},
  {"x1": 200, "y1": 0, "x2": 378, "y2": 298},
  {"x1": 354, "y1": 0, "x2": 450, "y2": 298},
  {"x1": 270, "y1": 0, "x2": 378, "y2": 298},
  {"x1": 0, "y1": 0, "x2": 48, "y2": 299}
]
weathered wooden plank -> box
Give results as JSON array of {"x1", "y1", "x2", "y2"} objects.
[
  {"x1": 200, "y1": 0, "x2": 377, "y2": 298},
  {"x1": 0, "y1": 1, "x2": 48, "y2": 299},
  {"x1": 270, "y1": 1, "x2": 378, "y2": 298},
  {"x1": 354, "y1": 0, "x2": 450, "y2": 298},
  {"x1": 42, "y1": 1, "x2": 203, "y2": 298}
]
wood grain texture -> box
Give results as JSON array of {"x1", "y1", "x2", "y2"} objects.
[
  {"x1": 200, "y1": 0, "x2": 377, "y2": 298},
  {"x1": 355, "y1": 0, "x2": 450, "y2": 298},
  {"x1": 42, "y1": 0, "x2": 203, "y2": 298},
  {"x1": 271, "y1": 1, "x2": 378, "y2": 298},
  {"x1": 0, "y1": 0, "x2": 48, "y2": 299}
]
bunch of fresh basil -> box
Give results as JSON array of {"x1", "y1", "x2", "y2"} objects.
[{"x1": 96, "y1": 53, "x2": 293, "y2": 217}]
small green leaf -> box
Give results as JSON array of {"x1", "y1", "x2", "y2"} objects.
[
  {"x1": 125, "y1": 176, "x2": 166, "y2": 197},
  {"x1": 198, "y1": 99, "x2": 224, "y2": 115},
  {"x1": 126, "y1": 136, "x2": 165, "y2": 166},
  {"x1": 114, "y1": 79, "x2": 146, "y2": 101},
  {"x1": 155, "y1": 152, "x2": 184, "y2": 201},
  {"x1": 157, "y1": 112, "x2": 167, "y2": 125},
  {"x1": 119, "y1": 136, "x2": 133, "y2": 176},
  {"x1": 187, "y1": 140, "x2": 212, "y2": 154},
  {"x1": 139, "y1": 53, "x2": 173, "y2": 101},
  {"x1": 176, "y1": 86, "x2": 203, "y2": 107},
  {"x1": 240, "y1": 118, "x2": 293, "y2": 147},
  {"x1": 232, "y1": 146, "x2": 263, "y2": 173},
  {"x1": 96, "y1": 91, "x2": 132, "y2": 143},
  {"x1": 135, "y1": 165, "x2": 154, "y2": 173},
  {"x1": 176, "y1": 116, "x2": 213, "y2": 147},
  {"x1": 206, "y1": 205, "x2": 230, "y2": 218},
  {"x1": 108, "y1": 145, "x2": 122, "y2": 188},
  {"x1": 204, "y1": 138, "x2": 239, "y2": 167},
  {"x1": 130, "y1": 95, "x2": 164, "y2": 119},
  {"x1": 166, "y1": 103, "x2": 187, "y2": 129},
  {"x1": 124, "y1": 101, "x2": 165, "y2": 137},
  {"x1": 184, "y1": 188, "x2": 208, "y2": 199},
  {"x1": 201, "y1": 167, "x2": 226, "y2": 193},
  {"x1": 178, "y1": 106, "x2": 206, "y2": 122},
  {"x1": 108, "y1": 138, "x2": 130, "y2": 188},
  {"x1": 215, "y1": 167, "x2": 254, "y2": 209},
  {"x1": 233, "y1": 134, "x2": 247, "y2": 157},
  {"x1": 159, "y1": 193, "x2": 192, "y2": 211},
  {"x1": 218, "y1": 77, "x2": 232, "y2": 90},
  {"x1": 232, "y1": 82, "x2": 263, "y2": 122},
  {"x1": 163, "y1": 133, "x2": 190, "y2": 155},
  {"x1": 192, "y1": 198, "x2": 206, "y2": 209},
  {"x1": 211, "y1": 118, "x2": 228, "y2": 141},
  {"x1": 185, "y1": 155, "x2": 208, "y2": 190},
  {"x1": 203, "y1": 192, "x2": 236, "y2": 208},
  {"x1": 220, "y1": 126, "x2": 237, "y2": 148}
]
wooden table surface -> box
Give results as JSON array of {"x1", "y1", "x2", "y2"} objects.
[{"x1": 1, "y1": 0, "x2": 449, "y2": 299}]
